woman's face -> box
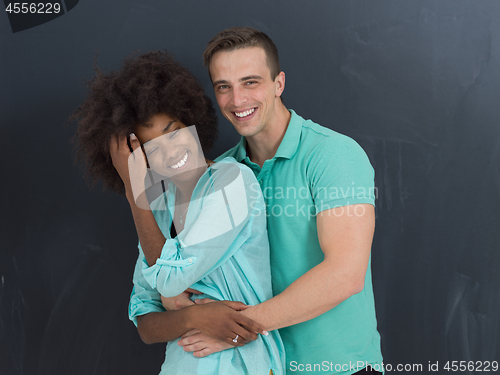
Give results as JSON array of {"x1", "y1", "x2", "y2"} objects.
[{"x1": 135, "y1": 113, "x2": 205, "y2": 182}]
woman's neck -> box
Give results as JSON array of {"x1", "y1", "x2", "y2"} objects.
[{"x1": 172, "y1": 160, "x2": 212, "y2": 202}]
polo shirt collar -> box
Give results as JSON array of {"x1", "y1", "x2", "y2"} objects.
[
  {"x1": 234, "y1": 109, "x2": 302, "y2": 162},
  {"x1": 274, "y1": 109, "x2": 302, "y2": 160},
  {"x1": 234, "y1": 136, "x2": 248, "y2": 162}
]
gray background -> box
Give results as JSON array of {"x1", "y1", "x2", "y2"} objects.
[{"x1": 1, "y1": 0, "x2": 500, "y2": 374}]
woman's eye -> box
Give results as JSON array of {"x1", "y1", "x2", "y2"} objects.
[
  {"x1": 146, "y1": 147, "x2": 157, "y2": 156},
  {"x1": 169, "y1": 129, "x2": 180, "y2": 138}
]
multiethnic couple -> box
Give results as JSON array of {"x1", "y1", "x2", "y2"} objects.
[{"x1": 72, "y1": 27, "x2": 383, "y2": 375}]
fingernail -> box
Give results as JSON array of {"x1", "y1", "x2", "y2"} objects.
[
  {"x1": 130, "y1": 133, "x2": 137, "y2": 140},
  {"x1": 262, "y1": 330, "x2": 269, "y2": 336}
]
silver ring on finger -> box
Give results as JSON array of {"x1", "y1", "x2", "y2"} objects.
[{"x1": 232, "y1": 334, "x2": 239, "y2": 343}]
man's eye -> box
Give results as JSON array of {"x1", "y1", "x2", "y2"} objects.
[
  {"x1": 245, "y1": 81, "x2": 257, "y2": 85},
  {"x1": 218, "y1": 85, "x2": 229, "y2": 90}
]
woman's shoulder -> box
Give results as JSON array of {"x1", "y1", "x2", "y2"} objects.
[
  {"x1": 210, "y1": 157, "x2": 255, "y2": 179},
  {"x1": 198, "y1": 157, "x2": 260, "y2": 200}
]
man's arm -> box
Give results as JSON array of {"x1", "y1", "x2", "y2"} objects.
[
  {"x1": 179, "y1": 203, "x2": 374, "y2": 354},
  {"x1": 239, "y1": 203, "x2": 374, "y2": 330}
]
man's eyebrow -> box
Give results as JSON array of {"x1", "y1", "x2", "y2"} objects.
[
  {"x1": 240, "y1": 75, "x2": 262, "y2": 82},
  {"x1": 212, "y1": 76, "x2": 263, "y2": 87},
  {"x1": 212, "y1": 79, "x2": 228, "y2": 87}
]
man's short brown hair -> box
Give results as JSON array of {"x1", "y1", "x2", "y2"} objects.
[{"x1": 203, "y1": 27, "x2": 281, "y2": 80}]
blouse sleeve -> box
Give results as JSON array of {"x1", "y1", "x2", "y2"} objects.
[
  {"x1": 128, "y1": 250, "x2": 164, "y2": 326},
  {"x1": 140, "y1": 163, "x2": 264, "y2": 298}
]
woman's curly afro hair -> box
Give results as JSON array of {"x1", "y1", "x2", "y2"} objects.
[{"x1": 71, "y1": 51, "x2": 218, "y2": 194}]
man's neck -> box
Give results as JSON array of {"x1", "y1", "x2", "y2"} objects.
[{"x1": 246, "y1": 104, "x2": 291, "y2": 167}]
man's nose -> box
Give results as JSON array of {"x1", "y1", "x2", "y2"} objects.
[{"x1": 231, "y1": 86, "x2": 247, "y2": 107}]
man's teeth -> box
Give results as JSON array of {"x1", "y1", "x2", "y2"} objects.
[
  {"x1": 235, "y1": 108, "x2": 255, "y2": 118},
  {"x1": 169, "y1": 152, "x2": 188, "y2": 169}
]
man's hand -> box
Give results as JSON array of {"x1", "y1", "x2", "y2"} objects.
[
  {"x1": 161, "y1": 292, "x2": 194, "y2": 310},
  {"x1": 230, "y1": 204, "x2": 375, "y2": 331},
  {"x1": 178, "y1": 330, "x2": 233, "y2": 357}
]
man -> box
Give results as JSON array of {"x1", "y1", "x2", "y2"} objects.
[
  {"x1": 133, "y1": 28, "x2": 383, "y2": 375},
  {"x1": 172, "y1": 27, "x2": 384, "y2": 374}
]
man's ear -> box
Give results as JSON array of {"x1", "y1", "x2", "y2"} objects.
[{"x1": 275, "y1": 71, "x2": 285, "y2": 97}]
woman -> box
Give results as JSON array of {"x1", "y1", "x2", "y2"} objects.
[{"x1": 72, "y1": 51, "x2": 284, "y2": 375}]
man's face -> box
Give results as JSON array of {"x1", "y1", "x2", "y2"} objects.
[{"x1": 209, "y1": 47, "x2": 284, "y2": 139}]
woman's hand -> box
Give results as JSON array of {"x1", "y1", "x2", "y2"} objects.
[
  {"x1": 194, "y1": 298, "x2": 250, "y2": 311},
  {"x1": 185, "y1": 300, "x2": 267, "y2": 347},
  {"x1": 109, "y1": 133, "x2": 148, "y2": 204}
]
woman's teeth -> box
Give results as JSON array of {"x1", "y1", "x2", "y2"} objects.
[
  {"x1": 169, "y1": 152, "x2": 188, "y2": 169},
  {"x1": 235, "y1": 108, "x2": 255, "y2": 118}
]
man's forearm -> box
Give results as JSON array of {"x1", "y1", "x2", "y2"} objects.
[
  {"x1": 242, "y1": 205, "x2": 374, "y2": 331},
  {"x1": 240, "y1": 258, "x2": 366, "y2": 331}
]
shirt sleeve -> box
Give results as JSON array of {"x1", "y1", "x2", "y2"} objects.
[
  {"x1": 128, "y1": 250, "x2": 164, "y2": 326},
  {"x1": 308, "y1": 135, "x2": 375, "y2": 213},
  {"x1": 140, "y1": 163, "x2": 264, "y2": 298}
]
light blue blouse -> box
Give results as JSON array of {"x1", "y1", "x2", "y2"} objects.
[{"x1": 128, "y1": 157, "x2": 285, "y2": 375}]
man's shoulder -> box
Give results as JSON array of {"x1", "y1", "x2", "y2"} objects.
[{"x1": 293, "y1": 111, "x2": 364, "y2": 154}]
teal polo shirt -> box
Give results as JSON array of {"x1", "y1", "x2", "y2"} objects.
[{"x1": 217, "y1": 110, "x2": 383, "y2": 374}]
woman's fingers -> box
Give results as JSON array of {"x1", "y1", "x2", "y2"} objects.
[
  {"x1": 190, "y1": 301, "x2": 267, "y2": 347},
  {"x1": 129, "y1": 133, "x2": 141, "y2": 151},
  {"x1": 109, "y1": 134, "x2": 121, "y2": 159},
  {"x1": 110, "y1": 134, "x2": 130, "y2": 159},
  {"x1": 228, "y1": 327, "x2": 255, "y2": 346},
  {"x1": 221, "y1": 300, "x2": 250, "y2": 311},
  {"x1": 234, "y1": 313, "x2": 268, "y2": 338},
  {"x1": 193, "y1": 299, "x2": 248, "y2": 310},
  {"x1": 194, "y1": 298, "x2": 216, "y2": 305}
]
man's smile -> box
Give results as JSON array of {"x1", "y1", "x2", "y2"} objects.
[{"x1": 233, "y1": 107, "x2": 256, "y2": 119}]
